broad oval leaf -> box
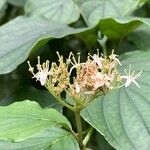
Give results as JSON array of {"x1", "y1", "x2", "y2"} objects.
[
  {"x1": 0, "y1": 16, "x2": 86, "y2": 74},
  {"x1": 82, "y1": 50, "x2": 150, "y2": 150},
  {"x1": 0, "y1": 100, "x2": 71, "y2": 141},
  {"x1": 25, "y1": 0, "x2": 80, "y2": 24},
  {"x1": 0, "y1": 127, "x2": 79, "y2": 150}
]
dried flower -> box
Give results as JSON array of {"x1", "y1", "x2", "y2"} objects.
[{"x1": 68, "y1": 50, "x2": 121, "y2": 98}]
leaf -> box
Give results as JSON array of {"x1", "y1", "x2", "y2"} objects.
[
  {"x1": 0, "y1": 0, "x2": 6, "y2": 19},
  {"x1": 7, "y1": 0, "x2": 27, "y2": 7},
  {"x1": 76, "y1": 0, "x2": 142, "y2": 26},
  {"x1": 98, "y1": 18, "x2": 142, "y2": 39},
  {"x1": 83, "y1": 16, "x2": 150, "y2": 39},
  {"x1": 25, "y1": 0, "x2": 80, "y2": 24},
  {"x1": 0, "y1": 127, "x2": 79, "y2": 150},
  {"x1": 128, "y1": 25, "x2": 150, "y2": 50},
  {"x1": 0, "y1": 86, "x2": 62, "y2": 112},
  {"x1": 98, "y1": 17, "x2": 150, "y2": 39},
  {"x1": 0, "y1": 100, "x2": 71, "y2": 141},
  {"x1": 81, "y1": 50, "x2": 150, "y2": 150},
  {"x1": 75, "y1": 0, "x2": 150, "y2": 39},
  {"x1": 0, "y1": 16, "x2": 87, "y2": 75}
]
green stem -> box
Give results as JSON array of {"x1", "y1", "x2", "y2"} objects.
[
  {"x1": 47, "y1": 88, "x2": 75, "y2": 111},
  {"x1": 55, "y1": 95, "x2": 75, "y2": 111},
  {"x1": 83, "y1": 127, "x2": 94, "y2": 146},
  {"x1": 71, "y1": 129, "x2": 79, "y2": 143},
  {"x1": 75, "y1": 109, "x2": 84, "y2": 149}
]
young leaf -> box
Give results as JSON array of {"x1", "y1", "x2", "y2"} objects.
[
  {"x1": 0, "y1": 100, "x2": 71, "y2": 141},
  {"x1": 82, "y1": 50, "x2": 150, "y2": 150},
  {"x1": 25, "y1": 0, "x2": 80, "y2": 24},
  {"x1": 0, "y1": 127, "x2": 79, "y2": 150},
  {"x1": 0, "y1": 16, "x2": 87, "y2": 74}
]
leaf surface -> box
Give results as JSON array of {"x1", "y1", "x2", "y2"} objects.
[
  {"x1": 0, "y1": 100, "x2": 71, "y2": 141},
  {"x1": 0, "y1": 16, "x2": 86, "y2": 74},
  {"x1": 75, "y1": 0, "x2": 150, "y2": 39},
  {"x1": 25, "y1": 0, "x2": 80, "y2": 24},
  {"x1": 0, "y1": 127, "x2": 79, "y2": 150}
]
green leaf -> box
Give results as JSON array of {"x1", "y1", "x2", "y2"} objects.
[
  {"x1": 76, "y1": 0, "x2": 141, "y2": 26},
  {"x1": 0, "y1": 16, "x2": 87, "y2": 75},
  {"x1": 0, "y1": 0, "x2": 6, "y2": 19},
  {"x1": 0, "y1": 86, "x2": 62, "y2": 112},
  {"x1": 75, "y1": 0, "x2": 150, "y2": 39},
  {"x1": 0, "y1": 127, "x2": 79, "y2": 150},
  {"x1": 128, "y1": 25, "x2": 150, "y2": 50},
  {"x1": 80, "y1": 16, "x2": 150, "y2": 39},
  {"x1": 98, "y1": 18, "x2": 142, "y2": 39},
  {"x1": 82, "y1": 50, "x2": 150, "y2": 150},
  {"x1": 98, "y1": 17, "x2": 150, "y2": 39},
  {"x1": 25, "y1": 0, "x2": 80, "y2": 24},
  {"x1": 7, "y1": 0, "x2": 27, "y2": 7},
  {"x1": 0, "y1": 100, "x2": 71, "y2": 141}
]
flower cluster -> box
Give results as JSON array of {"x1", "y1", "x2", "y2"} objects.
[
  {"x1": 28, "y1": 50, "x2": 141, "y2": 104},
  {"x1": 28, "y1": 52, "x2": 71, "y2": 95},
  {"x1": 68, "y1": 50, "x2": 122, "y2": 99}
]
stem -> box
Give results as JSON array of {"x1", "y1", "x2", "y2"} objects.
[
  {"x1": 71, "y1": 129, "x2": 79, "y2": 143},
  {"x1": 75, "y1": 109, "x2": 84, "y2": 149},
  {"x1": 55, "y1": 95, "x2": 75, "y2": 111},
  {"x1": 83, "y1": 127, "x2": 94, "y2": 146},
  {"x1": 47, "y1": 88, "x2": 75, "y2": 111}
]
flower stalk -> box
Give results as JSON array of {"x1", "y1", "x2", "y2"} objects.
[{"x1": 74, "y1": 109, "x2": 84, "y2": 149}]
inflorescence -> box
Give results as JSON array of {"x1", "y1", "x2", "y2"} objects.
[{"x1": 27, "y1": 50, "x2": 142, "y2": 105}]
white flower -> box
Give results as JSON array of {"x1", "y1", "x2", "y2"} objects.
[
  {"x1": 92, "y1": 54, "x2": 104, "y2": 69},
  {"x1": 121, "y1": 66, "x2": 142, "y2": 88},
  {"x1": 34, "y1": 71, "x2": 48, "y2": 86},
  {"x1": 109, "y1": 50, "x2": 122, "y2": 66},
  {"x1": 28, "y1": 56, "x2": 51, "y2": 86}
]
